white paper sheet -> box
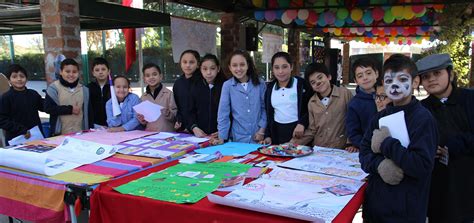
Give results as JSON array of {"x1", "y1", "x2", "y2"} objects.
[
  {"x1": 133, "y1": 100, "x2": 162, "y2": 122},
  {"x1": 0, "y1": 137, "x2": 116, "y2": 176},
  {"x1": 278, "y1": 146, "x2": 367, "y2": 181},
  {"x1": 7, "y1": 126, "x2": 44, "y2": 146},
  {"x1": 179, "y1": 136, "x2": 209, "y2": 143},
  {"x1": 145, "y1": 132, "x2": 180, "y2": 140},
  {"x1": 378, "y1": 111, "x2": 410, "y2": 148}
]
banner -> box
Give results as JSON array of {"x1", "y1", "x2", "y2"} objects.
[
  {"x1": 262, "y1": 33, "x2": 283, "y2": 63},
  {"x1": 171, "y1": 17, "x2": 217, "y2": 63}
]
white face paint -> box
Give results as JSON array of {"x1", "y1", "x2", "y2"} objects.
[{"x1": 383, "y1": 71, "x2": 412, "y2": 101}]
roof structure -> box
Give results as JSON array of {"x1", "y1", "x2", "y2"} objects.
[{"x1": 0, "y1": 0, "x2": 170, "y2": 35}]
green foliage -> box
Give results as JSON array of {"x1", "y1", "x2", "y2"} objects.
[
  {"x1": 0, "y1": 53, "x2": 45, "y2": 80},
  {"x1": 423, "y1": 4, "x2": 473, "y2": 87}
]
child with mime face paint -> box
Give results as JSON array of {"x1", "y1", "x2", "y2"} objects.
[{"x1": 359, "y1": 54, "x2": 438, "y2": 223}]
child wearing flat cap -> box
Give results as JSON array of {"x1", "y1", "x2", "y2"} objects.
[
  {"x1": 359, "y1": 54, "x2": 438, "y2": 223},
  {"x1": 417, "y1": 53, "x2": 474, "y2": 223}
]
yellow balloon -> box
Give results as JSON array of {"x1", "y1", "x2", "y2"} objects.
[
  {"x1": 252, "y1": 0, "x2": 263, "y2": 7},
  {"x1": 391, "y1": 6, "x2": 404, "y2": 18},
  {"x1": 351, "y1": 8, "x2": 363, "y2": 21},
  {"x1": 403, "y1": 6, "x2": 414, "y2": 20},
  {"x1": 334, "y1": 28, "x2": 342, "y2": 36}
]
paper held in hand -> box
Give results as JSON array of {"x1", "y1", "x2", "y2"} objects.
[
  {"x1": 133, "y1": 100, "x2": 163, "y2": 122},
  {"x1": 378, "y1": 110, "x2": 410, "y2": 148}
]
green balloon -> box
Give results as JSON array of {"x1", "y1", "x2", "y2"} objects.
[
  {"x1": 384, "y1": 10, "x2": 395, "y2": 23},
  {"x1": 337, "y1": 8, "x2": 349, "y2": 20},
  {"x1": 278, "y1": 0, "x2": 289, "y2": 8}
]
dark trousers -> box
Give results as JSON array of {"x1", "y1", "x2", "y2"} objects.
[{"x1": 272, "y1": 121, "x2": 297, "y2": 145}]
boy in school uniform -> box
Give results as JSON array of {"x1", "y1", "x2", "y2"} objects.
[
  {"x1": 87, "y1": 57, "x2": 111, "y2": 127},
  {"x1": 345, "y1": 57, "x2": 380, "y2": 152},
  {"x1": 359, "y1": 54, "x2": 438, "y2": 223},
  {"x1": 417, "y1": 53, "x2": 474, "y2": 223},
  {"x1": 290, "y1": 62, "x2": 353, "y2": 149},
  {"x1": 45, "y1": 58, "x2": 93, "y2": 136},
  {"x1": 0, "y1": 64, "x2": 44, "y2": 143}
]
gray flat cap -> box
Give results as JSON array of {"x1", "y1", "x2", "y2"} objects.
[{"x1": 416, "y1": 53, "x2": 453, "y2": 75}]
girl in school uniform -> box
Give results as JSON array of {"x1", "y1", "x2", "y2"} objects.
[
  {"x1": 262, "y1": 52, "x2": 312, "y2": 145},
  {"x1": 187, "y1": 54, "x2": 227, "y2": 138},
  {"x1": 291, "y1": 62, "x2": 353, "y2": 149},
  {"x1": 137, "y1": 63, "x2": 177, "y2": 132},
  {"x1": 217, "y1": 50, "x2": 267, "y2": 144},
  {"x1": 105, "y1": 75, "x2": 141, "y2": 132},
  {"x1": 173, "y1": 49, "x2": 201, "y2": 132}
]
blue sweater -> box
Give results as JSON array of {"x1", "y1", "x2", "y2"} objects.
[
  {"x1": 359, "y1": 97, "x2": 438, "y2": 223},
  {"x1": 106, "y1": 93, "x2": 141, "y2": 131},
  {"x1": 346, "y1": 86, "x2": 377, "y2": 149}
]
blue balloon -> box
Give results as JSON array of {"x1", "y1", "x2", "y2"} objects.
[
  {"x1": 335, "y1": 19, "x2": 345, "y2": 27},
  {"x1": 362, "y1": 11, "x2": 373, "y2": 25},
  {"x1": 295, "y1": 18, "x2": 305, "y2": 25},
  {"x1": 366, "y1": 31, "x2": 373, "y2": 37},
  {"x1": 254, "y1": 11, "x2": 265, "y2": 21},
  {"x1": 345, "y1": 16, "x2": 353, "y2": 24},
  {"x1": 276, "y1": 10, "x2": 284, "y2": 19},
  {"x1": 318, "y1": 15, "x2": 327, "y2": 26}
]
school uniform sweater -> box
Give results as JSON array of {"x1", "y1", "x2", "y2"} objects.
[
  {"x1": 141, "y1": 85, "x2": 177, "y2": 132},
  {"x1": 422, "y1": 87, "x2": 474, "y2": 223},
  {"x1": 106, "y1": 93, "x2": 141, "y2": 131},
  {"x1": 264, "y1": 76, "x2": 312, "y2": 141},
  {"x1": 186, "y1": 78, "x2": 223, "y2": 135},
  {"x1": 346, "y1": 86, "x2": 377, "y2": 148},
  {"x1": 87, "y1": 81, "x2": 110, "y2": 126},
  {"x1": 0, "y1": 87, "x2": 44, "y2": 141},
  {"x1": 173, "y1": 74, "x2": 198, "y2": 131},
  {"x1": 359, "y1": 97, "x2": 438, "y2": 223}
]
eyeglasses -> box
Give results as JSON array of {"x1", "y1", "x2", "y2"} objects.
[{"x1": 374, "y1": 94, "x2": 388, "y2": 101}]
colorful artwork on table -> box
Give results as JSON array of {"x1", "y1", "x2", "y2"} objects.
[
  {"x1": 115, "y1": 162, "x2": 252, "y2": 203},
  {"x1": 209, "y1": 168, "x2": 364, "y2": 222},
  {"x1": 278, "y1": 146, "x2": 367, "y2": 181},
  {"x1": 195, "y1": 142, "x2": 262, "y2": 156},
  {"x1": 116, "y1": 132, "x2": 206, "y2": 159}
]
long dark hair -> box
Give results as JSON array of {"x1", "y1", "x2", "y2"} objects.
[
  {"x1": 270, "y1": 51, "x2": 293, "y2": 81},
  {"x1": 201, "y1": 54, "x2": 228, "y2": 104},
  {"x1": 225, "y1": 50, "x2": 260, "y2": 85}
]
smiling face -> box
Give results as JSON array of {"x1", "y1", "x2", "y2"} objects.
[
  {"x1": 60, "y1": 64, "x2": 79, "y2": 83},
  {"x1": 200, "y1": 60, "x2": 219, "y2": 84},
  {"x1": 9, "y1": 71, "x2": 27, "y2": 91},
  {"x1": 272, "y1": 57, "x2": 292, "y2": 84},
  {"x1": 309, "y1": 72, "x2": 332, "y2": 95},
  {"x1": 180, "y1": 53, "x2": 198, "y2": 77},
  {"x1": 383, "y1": 69, "x2": 416, "y2": 105},
  {"x1": 375, "y1": 85, "x2": 392, "y2": 111},
  {"x1": 143, "y1": 67, "x2": 162, "y2": 88},
  {"x1": 114, "y1": 77, "x2": 130, "y2": 102},
  {"x1": 354, "y1": 66, "x2": 378, "y2": 92},
  {"x1": 229, "y1": 55, "x2": 249, "y2": 82}
]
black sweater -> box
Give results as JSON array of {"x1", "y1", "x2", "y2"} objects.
[
  {"x1": 422, "y1": 87, "x2": 474, "y2": 223},
  {"x1": 87, "y1": 81, "x2": 110, "y2": 126},
  {"x1": 0, "y1": 87, "x2": 44, "y2": 142},
  {"x1": 173, "y1": 74, "x2": 199, "y2": 131},
  {"x1": 186, "y1": 78, "x2": 223, "y2": 134}
]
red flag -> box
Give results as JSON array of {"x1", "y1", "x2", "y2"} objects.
[{"x1": 122, "y1": 0, "x2": 136, "y2": 72}]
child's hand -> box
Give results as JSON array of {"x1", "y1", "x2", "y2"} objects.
[
  {"x1": 292, "y1": 124, "x2": 305, "y2": 138},
  {"x1": 161, "y1": 107, "x2": 170, "y2": 117},
  {"x1": 174, "y1": 122, "x2": 182, "y2": 130},
  {"x1": 72, "y1": 103, "x2": 81, "y2": 115},
  {"x1": 107, "y1": 127, "x2": 125, "y2": 132},
  {"x1": 377, "y1": 158, "x2": 404, "y2": 185},
  {"x1": 24, "y1": 131, "x2": 31, "y2": 139},
  {"x1": 136, "y1": 114, "x2": 147, "y2": 125},
  {"x1": 371, "y1": 126, "x2": 390, "y2": 153},
  {"x1": 192, "y1": 127, "x2": 207, "y2": 138},
  {"x1": 209, "y1": 132, "x2": 219, "y2": 139},
  {"x1": 211, "y1": 138, "x2": 224, "y2": 145},
  {"x1": 260, "y1": 137, "x2": 272, "y2": 145},
  {"x1": 345, "y1": 146, "x2": 359, "y2": 153}
]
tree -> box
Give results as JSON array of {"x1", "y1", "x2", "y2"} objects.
[
  {"x1": 423, "y1": 3, "x2": 474, "y2": 87},
  {"x1": 0, "y1": 36, "x2": 9, "y2": 58}
]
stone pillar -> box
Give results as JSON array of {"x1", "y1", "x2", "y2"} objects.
[
  {"x1": 288, "y1": 28, "x2": 300, "y2": 76},
  {"x1": 40, "y1": 0, "x2": 81, "y2": 84},
  {"x1": 342, "y1": 42, "x2": 350, "y2": 85},
  {"x1": 220, "y1": 13, "x2": 242, "y2": 64}
]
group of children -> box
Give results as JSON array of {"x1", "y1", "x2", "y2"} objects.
[{"x1": 0, "y1": 50, "x2": 472, "y2": 222}]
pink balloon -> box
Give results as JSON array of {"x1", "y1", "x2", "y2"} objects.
[
  {"x1": 265, "y1": 10, "x2": 277, "y2": 21},
  {"x1": 372, "y1": 7, "x2": 384, "y2": 21},
  {"x1": 407, "y1": 39, "x2": 412, "y2": 45},
  {"x1": 307, "y1": 10, "x2": 318, "y2": 24},
  {"x1": 325, "y1": 11, "x2": 336, "y2": 24},
  {"x1": 412, "y1": 5, "x2": 425, "y2": 14},
  {"x1": 343, "y1": 28, "x2": 351, "y2": 35}
]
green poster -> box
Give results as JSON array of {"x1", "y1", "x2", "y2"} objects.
[{"x1": 115, "y1": 162, "x2": 251, "y2": 203}]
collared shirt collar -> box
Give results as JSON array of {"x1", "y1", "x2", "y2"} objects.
[{"x1": 274, "y1": 77, "x2": 294, "y2": 90}]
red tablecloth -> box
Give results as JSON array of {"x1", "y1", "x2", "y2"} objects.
[{"x1": 89, "y1": 160, "x2": 366, "y2": 223}]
